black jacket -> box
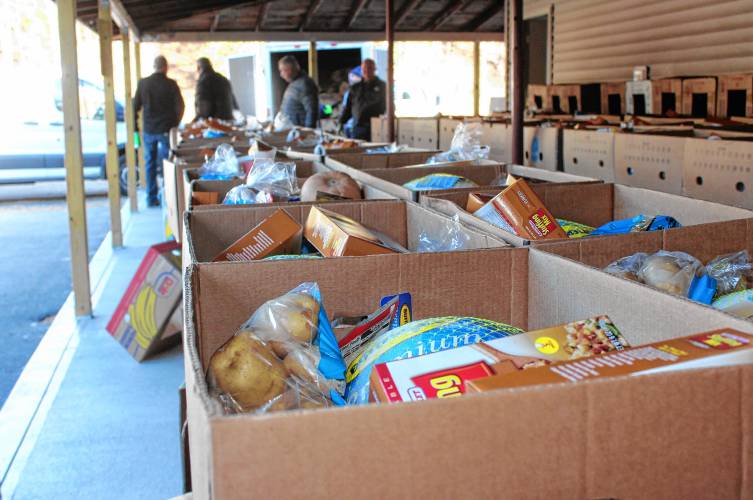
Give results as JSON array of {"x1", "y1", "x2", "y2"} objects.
[
  {"x1": 195, "y1": 70, "x2": 238, "y2": 121},
  {"x1": 280, "y1": 73, "x2": 319, "y2": 128},
  {"x1": 339, "y1": 77, "x2": 386, "y2": 128},
  {"x1": 133, "y1": 72, "x2": 184, "y2": 134}
]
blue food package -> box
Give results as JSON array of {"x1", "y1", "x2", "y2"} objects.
[
  {"x1": 403, "y1": 174, "x2": 478, "y2": 191},
  {"x1": 688, "y1": 274, "x2": 717, "y2": 305},
  {"x1": 591, "y1": 214, "x2": 681, "y2": 236},
  {"x1": 344, "y1": 316, "x2": 522, "y2": 404}
]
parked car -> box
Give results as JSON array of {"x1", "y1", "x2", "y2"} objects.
[{"x1": 0, "y1": 78, "x2": 133, "y2": 194}]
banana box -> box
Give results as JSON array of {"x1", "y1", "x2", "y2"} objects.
[{"x1": 107, "y1": 241, "x2": 183, "y2": 361}]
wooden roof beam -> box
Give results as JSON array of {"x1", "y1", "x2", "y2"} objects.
[
  {"x1": 424, "y1": 0, "x2": 469, "y2": 31},
  {"x1": 395, "y1": 0, "x2": 422, "y2": 27},
  {"x1": 255, "y1": 2, "x2": 269, "y2": 31},
  {"x1": 345, "y1": 0, "x2": 370, "y2": 30},
  {"x1": 463, "y1": 1, "x2": 505, "y2": 31},
  {"x1": 299, "y1": 0, "x2": 324, "y2": 31}
]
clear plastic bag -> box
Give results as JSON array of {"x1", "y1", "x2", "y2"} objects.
[
  {"x1": 366, "y1": 143, "x2": 405, "y2": 154},
  {"x1": 273, "y1": 111, "x2": 294, "y2": 131},
  {"x1": 603, "y1": 252, "x2": 648, "y2": 282},
  {"x1": 637, "y1": 251, "x2": 702, "y2": 296},
  {"x1": 207, "y1": 283, "x2": 346, "y2": 414},
  {"x1": 417, "y1": 215, "x2": 471, "y2": 252},
  {"x1": 244, "y1": 159, "x2": 300, "y2": 201},
  {"x1": 705, "y1": 250, "x2": 753, "y2": 296},
  {"x1": 198, "y1": 143, "x2": 241, "y2": 180},
  {"x1": 428, "y1": 122, "x2": 490, "y2": 164},
  {"x1": 222, "y1": 185, "x2": 270, "y2": 205}
]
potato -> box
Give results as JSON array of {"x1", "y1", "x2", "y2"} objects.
[
  {"x1": 208, "y1": 332, "x2": 288, "y2": 412},
  {"x1": 638, "y1": 254, "x2": 693, "y2": 295},
  {"x1": 250, "y1": 293, "x2": 320, "y2": 355},
  {"x1": 284, "y1": 348, "x2": 325, "y2": 390}
]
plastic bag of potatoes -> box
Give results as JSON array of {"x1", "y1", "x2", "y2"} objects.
[{"x1": 207, "y1": 283, "x2": 346, "y2": 414}]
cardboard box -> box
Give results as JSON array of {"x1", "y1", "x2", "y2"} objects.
[
  {"x1": 614, "y1": 131, "x2": 687, "y2": 195},
  {"x1": 526, "y1": 84, "x2": 550, "y2": 111},
  {"x1": 183, "y1": 247, "x2": 753, "y2": 499},
  {"x1": 538, "y1": 217, "x2": 753, "y2": 317},
  {"x1": 397, "y1": 117, "x2": 439, "y2": 149},
  {"x1": 651, "y1": 78, "x2": 683, "y2": 115},
  {"x1": 439, "y1": 117, "x2": 464, "y2": 150},
  {"x1": 599, "y1": 82, "x2": 625, "y2": 115},
  {"x1": 562, "y1": 128, "x2": 617, "y2": 182},
  {"x1": 106, "y1": 241, "x2": 182, "y2": 361},
  {"x1": 626, "y1": 80, "x2": 653, "y2": 115},
  {"x1": 682, "y1": 77, "x2": 717, "y2": 118},
  {"x1": 549, "y1": 84, "x2": 579, "y2": 114},
  {"x1": 212, "y1": 209, "x2": 302, "y2": 262},
  {"x1": 304, "y1": 206, "x2": 404, "y2": 257},
  {"x1": 523, "y1": 125, "x2": 561, "y2": 171},
  {"x1": 184, "y1": 200, "x2": 508, "y2": 265},
  {"x1": 164, "y1": 158, "x2": 203, "y2": 242},
  {"x1": 480, "y1": 121, "x2": 512, "y2": 163},
  {"x1": 423, "y1": 182, "x2": 753, "y2": 247},
  {"x1": 371, "y1": 315, "x2": 629, "y2": 402},
  {"x1": 370, "y1": 116, "x2": 391, "y2": 143},
  {"x1": 468, "y1": 329, "x2": 753, "y2": 393},
  {"x1": 327, "y1": 160, "x2": 506, "y2": 202},
  {"x1": 682, "y1": 134, "x2": 753, "y2": 210},
  {"x1": 324, "y1": 151, "x2": 439, "y2": 171},
  {"x1": 717, "y1": 74, "x2": 753, "y2": 118},
  {"x1": 474, "y1": 178, "x2": 568, "y2": 240},
  {"x1": 184, "y1": 160, "x2": 322, "y2": 211}
]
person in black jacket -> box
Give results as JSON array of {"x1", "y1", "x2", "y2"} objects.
[
  {"x1": 339, "y1": 59, "x2": 385, "y2": 140},
  {"x1": 194, "y1": 57, "x2": 238, "y2": 121},
  {"x1": 278, "y1": 55, "x2": 319, "y2": 128},
  {"x1": 133, "y1": 55, "x2": 184, "y2": 207}
]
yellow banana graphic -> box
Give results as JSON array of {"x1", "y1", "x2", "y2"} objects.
[{"x1": 131, "y1": 286, "x2": 158, "y2": 349}]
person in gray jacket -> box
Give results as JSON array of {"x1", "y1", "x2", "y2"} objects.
[{"x1": 278, "y1": 55, "x2": 319, "y2": 128}]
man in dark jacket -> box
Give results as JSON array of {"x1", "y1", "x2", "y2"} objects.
[
  {"x1": 194, "y1": 57, "x2": 238, "y2": 121},
  {"x1": 133, "y1": 55, "x2": 184, "y2": 207},
  {"x1": 278, "y1": 55, "x2": 319, "y2": 128},
  {"x1": 339, "y1": 59, "x2": 385, "y2": 140}
]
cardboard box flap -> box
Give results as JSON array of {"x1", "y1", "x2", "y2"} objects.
[{"x1": 325, "y1": 151, "x2": 439, "y2": 170}]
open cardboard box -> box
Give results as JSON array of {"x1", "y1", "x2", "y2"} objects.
[
  {"x1": 183, "y1": 199, "x2": 507, "y2": 266},
  {"x1": 183, "y1": 160, "x2": 322, "y2": 211},
  {"x1": 324, "y1": 150, "x2": 440, "y2": 171},
  {"x1": 326, "y1": 160, "x2": 506, "y2": 202},
  {"x1": 539, "y1": 217, "x2": 753, "y2": 320},
  {"x1": 164, "y1": 158, "x2": 203, "y2": 242},
  {"x1": 422, "y1": 182, "x2": 753, "y2": 246},
  {"x1": 183, "y1": 247, "x2": 753, "y2": 499}
]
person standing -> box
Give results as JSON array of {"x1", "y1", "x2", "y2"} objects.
[
  {"x1": 194, "y1": 57, "x2": 238, "y2": 121},
  {"x1": 338, "y1": 59, "x2": 385, "y2": 140},
  {"x1": 133, "y1": 55, "x2": 184, "y2": 207},
  {"x1": 278, "y1": 55, "x2": 319, "y2": 128}
]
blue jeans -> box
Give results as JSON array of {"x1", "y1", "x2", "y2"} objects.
[{"x1": 143, "y1": 132, "x2": 170, "y2": 204}]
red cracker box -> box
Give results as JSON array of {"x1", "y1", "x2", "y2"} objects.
[{"x1": 106, "y1": 242, "x2": 183, "y2": 361}]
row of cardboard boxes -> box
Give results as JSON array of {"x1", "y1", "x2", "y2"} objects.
[
  {"x1": 373, "y1": 116, "x2": 753, "y2": 210},
  {"x1": 113, "y1": 126, "x2": 753, "y2": 498},
  {"x1": 526, "y1": 75, "x2": 753, "y2": 118}
]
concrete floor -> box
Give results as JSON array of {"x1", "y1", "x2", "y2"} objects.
[
  {"x1": 0, "y1": 196, "x2": 185, "y2": 500},
  {"x1": 0, "y1": 196, "x2": 111, "y2": 406}
]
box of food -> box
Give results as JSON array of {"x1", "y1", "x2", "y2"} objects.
[
  {"x1": 370, "y1": 315, "x2": 629, "y2": 403},
  {"x1": 212, "y1": 209, "x2": 302, "y2": 262},
  {"x1": 191, "y1": 190, "x2": 221, "y2": 206},
  {"x1": 423, "y1": 182, "x2": 753, "y2": 247},
  {"x1": 183, "y1": 247, "x2": 753, "y2": 499},
  {"x1": 304, "y1": 206, "x2": 405, "y2": 257},
  {"x1": 474, "y1": 178, "x2": 568, "y2": 240},
  {"x1": 324, "y1": 151, "x2": 439, "y2": 171},
  {"x1": 106, "y1": 241, "x2": 182, "y2": 361},
  {"x1": 468, "y1": 329, "x2": 753, "y2": 393}
]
